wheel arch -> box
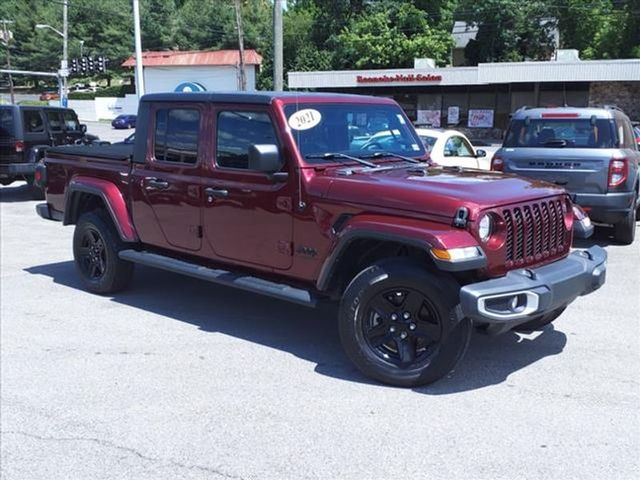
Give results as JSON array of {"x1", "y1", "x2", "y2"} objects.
[
  {"x1": 63, "y1": 177, "x2": 138, "y2": 243},
  {"x1": 316, "y1": 216, "x2": 482, "y2": 296}
]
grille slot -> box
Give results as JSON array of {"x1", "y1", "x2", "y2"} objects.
[{"x1": 502, "y1": 198, "x2": 566, "y2": 266}]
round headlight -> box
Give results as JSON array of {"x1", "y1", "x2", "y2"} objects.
[{"x1": 478, "y1": 214, "x2": 492, "y2": 242}]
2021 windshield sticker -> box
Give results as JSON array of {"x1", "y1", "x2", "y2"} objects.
[{"x1": 288, "y1": 109, "x2": 322, "y2": 130}]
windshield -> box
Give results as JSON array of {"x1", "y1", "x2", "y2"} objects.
[
  {"x1": 284, "y1": 103, "x2": 426, "y2": 162},
  {"x1": 504, "y1": 118, "x2": 616, "y2": 148}
]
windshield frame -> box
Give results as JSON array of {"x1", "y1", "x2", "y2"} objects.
[{"x1": 281, "y1": 100, "x2": 427, "y2": 166}]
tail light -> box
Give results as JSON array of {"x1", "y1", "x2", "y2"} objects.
[
  {"x1": 608, "y1": 157, "x2": 628, "y2": 188},
  {"x1": 15, "y1": 140, "x2": 25, "y2": 153},
  {"x1": 34, "y1": 163, "x2": 47, "y2": 188},
  {"x1": 491, "y1": 154, "x2": 504, "y2": 171}
]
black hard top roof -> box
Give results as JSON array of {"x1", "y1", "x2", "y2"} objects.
[{"x1": 140, "y1": 91, "x2": 390, "y2": 105}]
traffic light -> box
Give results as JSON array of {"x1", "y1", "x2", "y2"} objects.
[
  {"x1": 80, "y1": 56, "x2": 88, "y2": 75},
  {"x1": 96, "y1": 56, "x2": 109, "y2": 73},
  {"x1": 70, "y1": 58, "x2": 78, "y2": 75},
  {"x1": 87, "y1": 56, "x2": 95, "y2": 73}
]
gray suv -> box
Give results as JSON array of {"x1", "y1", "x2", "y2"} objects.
[{"x1": 492, "y1": 106, "x2": 639, "y2": 244}]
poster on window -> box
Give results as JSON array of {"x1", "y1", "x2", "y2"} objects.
[
  {"x1": 447, "y1": 106, "x2": 459, "y2": 125},
  {"x1": 417, "y1": 110, "x2": 441, "y2": 128},
  {"x1": 468, "y1": 109, "x2": 494, "y2": 128}
]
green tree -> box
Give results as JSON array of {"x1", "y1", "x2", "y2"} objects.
[
  {"x1": 333, "y1": 2, "x2": 453, "y2": 69},
  {"x1": 460, "y1": 0, "x2": 557, "y2": 64},
  {"x1": 140, "y1": 0, "x2": 178, "y2": 51}
]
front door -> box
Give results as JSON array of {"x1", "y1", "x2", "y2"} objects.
[
  {"x1": 202, "y1": 106, "x2": 294, "y2": 270},
  {"x1": 130, "y1": 104, "x2": 204, "y2": 252}
]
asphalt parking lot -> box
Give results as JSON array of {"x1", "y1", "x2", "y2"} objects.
[{"x1": 1, "y1": 184, "x2": 638, "y2": 480}]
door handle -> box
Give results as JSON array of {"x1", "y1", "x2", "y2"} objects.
[
  {"x1": 145, "y1": 178, "x2": 170, "y2": 190},
  {"x1": 204, "y1": 187, "x2": 229, "y2": 199}
]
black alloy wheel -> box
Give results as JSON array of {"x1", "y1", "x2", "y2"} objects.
[
  {"x1": 339, "y1": 259, "x2": 472, "y2": 387},
  {"x1": 363, "y1": 288, "x2": 442, "y2": 369},
  {"x1": 73, "y1": 210, "x2": 134, "y2": 294},
  {"x1": 77, "y1": 227, "x2": 107, "y2": 280}
]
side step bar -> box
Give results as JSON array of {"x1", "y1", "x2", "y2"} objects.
[{"x1": 118, "y1": 249, "x2": 317, "y2": 308}]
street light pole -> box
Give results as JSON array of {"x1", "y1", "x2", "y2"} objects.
[
  {"x1": 62, "y1": 0, "x2": 68, "y2": 107},
  {"x1": 132, "y1": 0, "x2": 145, "y2": 99}
]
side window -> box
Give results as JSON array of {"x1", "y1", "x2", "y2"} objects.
[
  {"x1": 216, "y1": 110, "x2": 278, "y2": 170},
  {"x1": 153, "y1": 108, "x2": 200, "y2": 164},
  {"x1": 46, "y1": 111, "x2": 62, "y2": 131},
  {"x1": 23, "y1": 110, "x2": 45, "y2": 133},
  {"x1": 62, "y1": 111, "x2": 80, "y2": 131},
  {"x1": 456, "y1": 137, "x2": 474, "y2": 156}
]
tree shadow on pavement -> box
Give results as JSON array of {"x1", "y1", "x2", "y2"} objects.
[
  {"x1": 26, "y1": 260, "x2": 567, "y2": 394},
  {"x1": 0, "y1": 183, "x2": 33, "y2": 203}
]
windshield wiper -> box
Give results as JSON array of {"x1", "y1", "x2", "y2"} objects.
[
  {"x1": 360, "y1": 151, "x2": 423, "y2": 164},
  {"x1": 305, "y1": 152, "x2": 378, "y2": 168}
]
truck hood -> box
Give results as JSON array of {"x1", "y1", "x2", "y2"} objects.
[{"x1": 323, "y1": 165, "x2": 566, "y2": 219}]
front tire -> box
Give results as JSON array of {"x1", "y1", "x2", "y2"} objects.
[
  {"x1": 339, "y1": 260, "x2": 471, "y2": 387},
  {"x1": 73, "y1": 210, "x2": 134, "y2": 294}
]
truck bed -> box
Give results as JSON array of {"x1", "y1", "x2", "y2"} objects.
[{"x1": 46, "y1": 144, "x2": 134, "y2": 161}]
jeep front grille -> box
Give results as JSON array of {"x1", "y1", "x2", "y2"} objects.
[{"x1": 502, "y1": 198, "x2": 567, "y2": 267}]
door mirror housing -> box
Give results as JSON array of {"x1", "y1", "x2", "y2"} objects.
[
  {"x1": 475, "y1": 149, "x2": 487, "y2": 158},
  {"x1": 248, "y1": 144, "x2": 284, "y2": 173}
]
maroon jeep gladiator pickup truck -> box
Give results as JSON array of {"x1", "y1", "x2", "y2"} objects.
[{"x1": 35, "y1": 92, "x2": 606, "y2": 387}]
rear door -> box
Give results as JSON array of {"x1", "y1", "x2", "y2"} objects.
[
  {"x1": 501, "y1": 117, "x2": 613, "y2": 194},
  {"x1": 440, "y1": 134, "x2": 480, "y2": 168},
  {"x1": 130, "y1": 103, "x2": 205, "y2": 252}
]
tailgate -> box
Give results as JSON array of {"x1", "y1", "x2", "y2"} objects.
[{"x1": 501, "y1": 147, "x2": 610, "y2": 195}]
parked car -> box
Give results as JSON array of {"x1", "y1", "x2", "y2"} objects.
[
  {"x1": 39, "y1": 91, "x2": 59, "y2": 101},
  {"x1": 0, "y1": 105, "x2": 90, "y2": 198},
  {"x1": 414, "y1": 128, "x2": 490, "y2": 169},
  {"x1": 35, "y1": 91, "x2": 605, "y2": 387},
  {"x1": 492, "y1": 106, "x2": 640, "y2": 244},
  {"x1": 468, "y1": 138, "x2": 501, "y2": 163},
  {"x1": 111, "y1": 114, "x2": 136, "y2": 129}
]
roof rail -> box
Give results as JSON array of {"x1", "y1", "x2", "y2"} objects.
[{"x1": 592, "y1": 104, "x2": 625, "y2": 112}]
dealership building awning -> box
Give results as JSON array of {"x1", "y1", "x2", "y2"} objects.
[
  {"x1": 288, "y1": 58, "x2": 640, "y2": 133},
  {"x1": 288, "y1": 58, "x2": 640, "y2": 89}
]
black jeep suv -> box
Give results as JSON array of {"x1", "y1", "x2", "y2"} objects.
[{"x1": 0, "y1": 105, "x2": 90, "y2": 198}]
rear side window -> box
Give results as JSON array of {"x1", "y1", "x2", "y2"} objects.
[
  {"x1": 23, "y1": 110, "x2": 45, "y2": 133},
  {"x1": 154, "y1": 108, "x2": 200, "y2": 164},
  {"x1": 504, "y1": 118, "x2": 615, "y2": 148},
  {"x1": 0, "y1": 108, "x2": 15, "y2": 137},
  {"x1": 46, "y1": 111, "x2": 63, "y2": 131},
  {"x1": 216, "y1": 111, "x2": 278, "y2": 169}
]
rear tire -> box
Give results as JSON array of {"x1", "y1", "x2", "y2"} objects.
[
  {"x1": 73, "y1": 210, "x2": 134, "y2": 294},
  {"x1": 614, "y1": 195, "x2": 636, "y2": 245},
  {"x1": 339, "y1": 259, "x2": 472, "y2": 387}
]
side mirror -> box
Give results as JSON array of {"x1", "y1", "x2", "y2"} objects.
[
  {"x1": 80, "y1": 124, "x2": 87, "y2": 134},
  {"x1": 248, "y1": 144, "x2": 285, "y2": 174},
  {"x1": 476, "y1": 149, "x2": 487, "y2": 158}
]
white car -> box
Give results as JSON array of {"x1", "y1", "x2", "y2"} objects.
[{"x1": 415, "y1": 128, "x2": 491, "y2": 170}]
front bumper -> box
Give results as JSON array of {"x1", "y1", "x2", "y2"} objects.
[
  {"x1": 0, "y1": 162, "x2": 35, "y2": 178},
  {"x1": 460, "y1": 246, "x2": 606, "y2": 329}
]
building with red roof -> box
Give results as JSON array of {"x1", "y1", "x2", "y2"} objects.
[{"x1": 122, "y1": 49, "x2": 263, "y2": 93}]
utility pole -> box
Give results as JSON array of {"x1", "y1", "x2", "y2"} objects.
[
  {"x1": 1, "y1": 20, "x2": 15, "y2": 104},
  {"x1": 61, "y1": 0, "x2": 68, "y2": 107},
  {"x1": 132, "y1": 0, "x2": 145, "y2": 98},
  {"x1": 234, "y1": 0, "x2": 246, "y2": 91},
  {"x1": 273, "y1": 0, "x2": 283, "y2": 91}
]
